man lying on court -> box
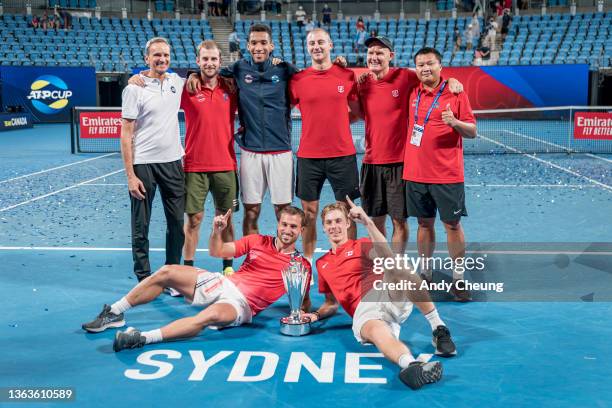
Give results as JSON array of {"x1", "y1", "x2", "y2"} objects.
[
  {"x1": 82, "y1": 206, "x2": 311, "y2": 352},
  {"x1": 302, "y1": 197, "x2": 456, "y2": 390}
]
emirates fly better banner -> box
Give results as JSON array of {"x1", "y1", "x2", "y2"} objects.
[
  {"x1": 79, "y1": 111, "x2": 122, "y2": 138},
  {"x1": 574, "y1": 112, "x2": 612, "y2": 140}
]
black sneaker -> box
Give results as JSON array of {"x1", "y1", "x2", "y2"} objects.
[
  {"x1": 113, "y1": 327, "x2": 146, "y2": 352},
  {"x1": 419, "y1": 269, "x2": 433, "y2": 284},
  {"x1": 82, "y1": 304, "x2": 125, "y2": 333},
  {"x1": 451, "y1": 279, "x2": 472, "y2": 302},
  {"x1": 399, "y1": 361, "x2": 443, "y2": 390},
  {"x1": 432, "y1": 325, "x2": 457, "y2": 357}
]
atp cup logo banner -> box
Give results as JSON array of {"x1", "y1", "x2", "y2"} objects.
[
  {"x1": 0, "y1": 66, "x2": 96, "y2": 123},
  {"x1": 27, "y1": 75, "x2": 73, "y2": 115}
]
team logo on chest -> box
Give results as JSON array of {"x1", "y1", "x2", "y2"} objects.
[
  {"x1": 391, "y1": 89, "x2": 399, "y2": 98},
  {"x1": 337, "y1": 85, "x2": 345, "y2": 93},
  {"x1": 223, "y1": 93, "x2": 229, "y2": 101},
  {"x1": 271, "y1": 75, "x2": 280, "y2": 83},
  {"x1": 345, "y1": 250, "x2": 354, "y2": 257},
  {"x1": 249, "y1": 249, "x2": 260, "y2": 260},
  {"x1": 196, "y1": 92, "x2": 206, "y2": 102},
  {"x1": 244, "y1": 74, "x2": 254, "y2": 84},
  {"x1": 170, "y1": 86, "x2": 177, "y2": 93}
]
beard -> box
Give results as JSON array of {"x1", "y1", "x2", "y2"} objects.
[{"x1": 200, "y1": 68, "x2": 219, "y2": 79}]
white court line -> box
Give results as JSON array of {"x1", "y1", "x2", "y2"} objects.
[
  {"x1": 478, "y1": 133, "x2": 612, "y2": 192},
  {"x1": 0, "y1": 169, "x2": 124, "y2": 212},
  {"x1": 77, "y1": 183, "x2": 596, "y2": 188},
  {"x1": 586, "y1": 153, "x2": 612, "y2": 165},
  {"x1": 0, "y1": 246, "x2": 610, "y2": 255},
  {"x1": 79, "y1": 183, "x2": 125, "y2": 186},
  {"x1": 501, "y1": 129, "x2": 572, "y2": 152},
  {"x1": 0, "y1": 153, "x2": 118, "y2": 184},
  {"x1": 501, "y1": 129, "x2": 612, "y2": 166},
  {"x1": 465, "y1": 184, "x2": 596, "y2": 188}
]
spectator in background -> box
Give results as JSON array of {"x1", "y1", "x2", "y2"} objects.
[
  {"x1": 275, "y1": 0, "x2": 282, "y2": 15},
  {"x1": 30, "y1": 15, "x2": 40, "y2": 29},
  {"x1": 483, "y1": 17, "x2": 497, "y2": 50},
  {"x1": 215, "y1": 0, "x2": 223, "y2": 16},
  {"x1": 453, "y1": 28, "x2": 462, "y2": 52},
  {"x1": 40, "y1": 11, "x2": 49, "y2": 30},
  {"x1": 464, "y1": 24, "x2": 473, "y2": 50},
  {"x1": 369, "y1": 28, "x2": 378, "y2": 38},
  {"x1": 322, "y1": 4, "x2": 332, "y2": 26},
  {"x1": 356, "y1": 16, "x2": 365, "y2": 31},
  {"x1": 470, "y1": 13, "x2": 480, "y2": 39},
  {"x1": 208, "y1": 0, "x2": 217, "y2": 16},
  {"x1": 305, "y1": 18, "x2": 315, "y2": 34},
  {"x1": 474, "y1": 44, "x2": 490, "y2": 65},
  {"x1": 228, "y1": 27, "x2": 241, "y2": 62},
  {"x1": 198, "y1": 0, "x2": 204, "y2": 13},
  {"x1": 46, "y1": 13, "x2": 57, "y2": 30},
  {"x1": 354, "y1": 25, "x2": 366, "y2": 52},
  {"x1": 501, "y1": 8, "x2": 512, "y2": 41},
  {"x1": 354, "y1": 25, "x2": 367, "y2": 66},
  {"x1": 495, "y1": 1, "x2": 504, "y2": 26},
  {"x1": 222, "y1": 0, "x2": 230, "y2": 16},
  {"x1": 56, "y1": 7, "x2": 72, "y2": 30},
  {"x1": 295, "y1": 6, "x2": 306, "y2": 27}
]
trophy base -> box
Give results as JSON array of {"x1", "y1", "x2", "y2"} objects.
[{"x1": 279, "y1": 316, "x2": 311, "y2": 336}]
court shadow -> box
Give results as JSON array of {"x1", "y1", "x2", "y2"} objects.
[{"x1": 96, "y1": 344, "x2": 116, "y2": 354}]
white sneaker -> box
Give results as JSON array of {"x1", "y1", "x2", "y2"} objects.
[{"x1": 163, "y1": 287, "x2": 182, "y2": 297}]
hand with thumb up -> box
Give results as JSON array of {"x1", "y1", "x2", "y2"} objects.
[{"x1": 441, "y1": 103, "x2": 456, "y2": 127}]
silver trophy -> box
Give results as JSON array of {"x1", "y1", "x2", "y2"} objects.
[{"x1": 280, "y1": 257, "x2": 311, "y2": 336}]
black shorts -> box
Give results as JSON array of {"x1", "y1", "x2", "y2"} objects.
[
  {"x1": 360, "y1": 163, "x2": 407, "y2": 220},
  {"x1": 296, "y1": 155, "x2": 360, "y2": 202},
  {"x1": 405, "y1": 181, "x2": 467, "y2": 222}
]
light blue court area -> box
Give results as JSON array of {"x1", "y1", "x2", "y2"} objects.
[{"x1": 1, "y1": 124, "x2": 612, "y2": 407}]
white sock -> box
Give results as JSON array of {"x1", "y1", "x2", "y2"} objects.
[
  {"x1": 453, "y1": 269, "x2": 465, "y2": 280},
  {"x1": 398, "y1": 353, "x2": 416, "y2": 369},
  {"x1": 110, "y1": 297, "x2": 132, "y2": 315},
  {"x1": 141, "y1": 329, "x2": 163, "y2": 345},
  {"x1": 424, "y1": 309, "x2": 445, "y2": 331}
]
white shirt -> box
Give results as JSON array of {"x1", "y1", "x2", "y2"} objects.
[
  {"x1": 121, "y1": 72, "x2": 185, "y2": 165},
  {"x1": 295, "y1": 9, "x2": 306, "y2": 22}
]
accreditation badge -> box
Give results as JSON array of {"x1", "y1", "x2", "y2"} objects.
[{"x1": 410, "y1": 124, "x2": 424, "y2": 147}]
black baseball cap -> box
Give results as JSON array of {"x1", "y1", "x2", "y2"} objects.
[{"x1": 364, "y1": 36, "x2": 394, "y2": 52}]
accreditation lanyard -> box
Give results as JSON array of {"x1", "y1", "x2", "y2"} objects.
[
  {"x1": 410, "y1": 81, "x2": 447, "y2": 147},
  {"x1": 414, "y1": 80, "x2": 447, "y2": 125}
]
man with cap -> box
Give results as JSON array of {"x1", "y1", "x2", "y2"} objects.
[{"x1": 356, "y1": 36, "x2": 463, "y2": 256}]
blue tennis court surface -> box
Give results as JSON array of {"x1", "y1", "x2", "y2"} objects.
[{"x1": 1, "y1": 124, "x2": 612, "y2": 407}]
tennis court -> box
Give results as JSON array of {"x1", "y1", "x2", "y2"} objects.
[{"x1": 1, "y1": 114, "x2": 612, "y2": 407}]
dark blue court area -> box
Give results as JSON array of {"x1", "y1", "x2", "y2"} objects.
[{"x1": 1, "y1": 124, "x2": 612, "y2": 407}]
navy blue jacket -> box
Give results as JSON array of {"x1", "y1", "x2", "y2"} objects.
[{"x1": 221, "y1": 57, "x2": 297, "y2": 152}]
